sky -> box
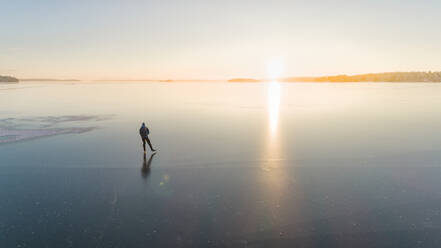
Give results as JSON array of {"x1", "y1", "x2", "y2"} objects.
[{"x1": 1, "y1": 0, "x2": 441, "y2": 80}]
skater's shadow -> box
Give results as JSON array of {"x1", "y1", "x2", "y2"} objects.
[{"x1": 141, "y1": 152, "x2": 156, "y2": 180}]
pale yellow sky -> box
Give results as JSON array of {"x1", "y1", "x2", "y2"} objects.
[{"x1": 1, "y1": 1, "x2": 441, "y2": 80}]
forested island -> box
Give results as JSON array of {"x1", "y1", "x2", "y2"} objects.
[
  {"x1": 228, "y1": 78, "x2": 261, "y2": 83},
  {"x1": 282, "y1": 72, "x2": 441, "y2": 82},
  {"x1": 229, "y1": 72, "x2": 441, "y2": 83},
  {"x1": 0, "y1": 75, "x2": 19, "y2": 83}
]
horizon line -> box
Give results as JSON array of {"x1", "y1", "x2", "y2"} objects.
[{"x1": 14, "y1": 70, "x2": 441, "y2": 82}]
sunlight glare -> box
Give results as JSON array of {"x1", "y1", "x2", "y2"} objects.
[{"x1": 266, "y1": 59, "x2": 284, "y2": 80}]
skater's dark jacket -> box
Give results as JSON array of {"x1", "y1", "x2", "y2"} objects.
[{"x1": 139, "y1": 126, "x2": 149, "y2": 138}]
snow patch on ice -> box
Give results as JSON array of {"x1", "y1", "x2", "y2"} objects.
[{"x1": 0, "y1": 115, "x2": 112, "y2": 144}]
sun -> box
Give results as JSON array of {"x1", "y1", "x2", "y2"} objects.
[{"x1": 266, "y1": 59, "x2": 284, "y2": 81}]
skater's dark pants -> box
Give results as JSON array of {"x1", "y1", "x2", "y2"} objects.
[{"x1": 142, "y1": 136, "x2": 154, "y2": 151}]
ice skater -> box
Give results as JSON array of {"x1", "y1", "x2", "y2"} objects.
[{"x1": 139, "y1": 122, "x2": 156, "y2": 153}]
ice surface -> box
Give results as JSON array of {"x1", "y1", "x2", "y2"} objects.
[
  {"x1": 0, "y1": 115, "x2": 111, "y2": 143},
  {"x1": 2, "y1": 82, "x2": 441, "y2": 247},
  {"x1": 0, "y1": 127, "x2": 95, "y2": 143}
]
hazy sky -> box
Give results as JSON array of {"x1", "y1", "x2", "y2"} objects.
[{"x1": 1, "y1": 0, "x2": 441, "y2": 80}]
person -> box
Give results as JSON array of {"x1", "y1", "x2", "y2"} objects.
[{"x1": 139, "y1": 122, "x2": 156, "y2": 153}]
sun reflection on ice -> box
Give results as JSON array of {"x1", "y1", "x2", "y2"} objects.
[
  {"x1": 267, "y1": 81, "x2": 281, "y2": 137},
  {"x1": 259, "y1": 81, "x2": 287, "y2": 224}
]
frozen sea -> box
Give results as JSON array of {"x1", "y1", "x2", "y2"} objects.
[{"x1": 1, "y1": 81, "x2": 441, "y2": 247}]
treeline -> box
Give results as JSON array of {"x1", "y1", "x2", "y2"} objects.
[
  {"x1": 0, "y1": 75, "x2": 19, "y2": 82},
  {"x1": 282, "y1": 72, "x2": 441, "y2": 83}
]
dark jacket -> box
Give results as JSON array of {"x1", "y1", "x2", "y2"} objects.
[{"x1": 139, "y1": 126, "x2": 150, "y2": 138}]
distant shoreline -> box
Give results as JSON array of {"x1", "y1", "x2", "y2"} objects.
[
  {"x1": 19, "y1": 78, "x2": 80, "y2": 82},
  {"x1": 228, "y1": 78, "x2": 261, "y2": 83},
  {"x1": 0, "y1": 75, "x2": 19, "y2": 83},
  {"x1": 230, "y1": 72, "x2": 441, "y2": 83},
  {"x1": 5, "y1": 71, "x2": 441, "y2": 83}
]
